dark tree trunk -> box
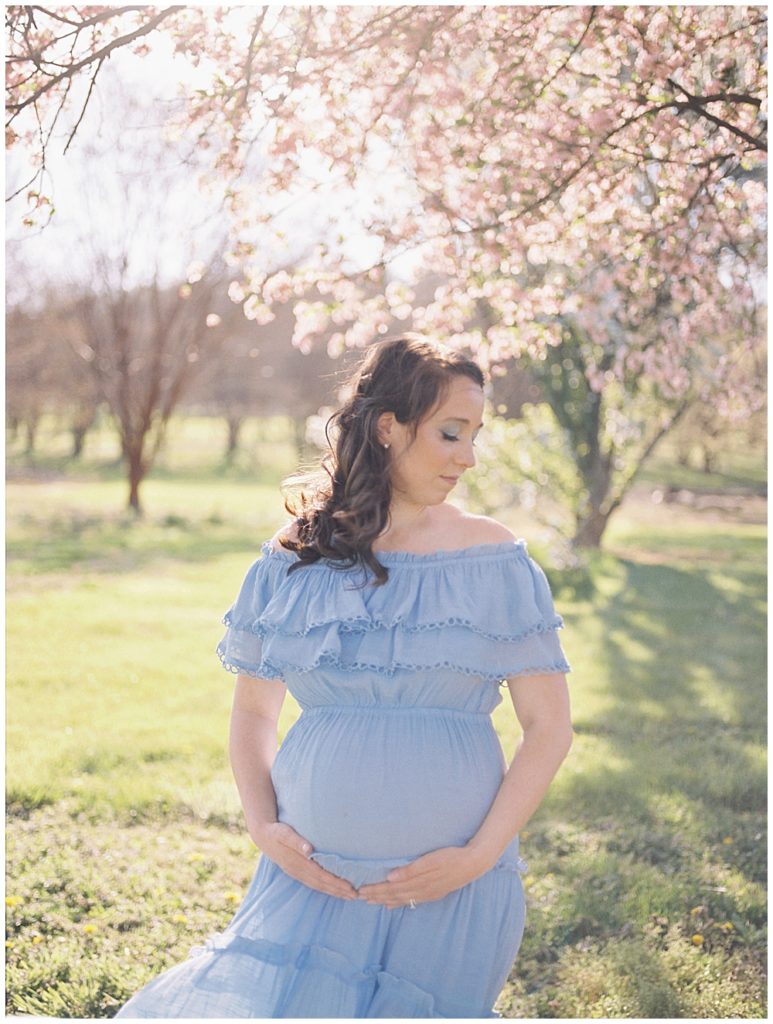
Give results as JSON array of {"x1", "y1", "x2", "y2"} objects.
[
  {"x1": 225, "y1": 415, "x2": 243, "y2": 459},
  {"x1": 70, "y1": 406, "x2": 98, "y2": 459},
  {"x1": 71, "y1": 425, "x2": 88, "y2": 459},
  {"x1": 676, "y1": 448, "x2": 691, "y2": 468},
  {"x1": 24, "y1": 415, "x2": 39, "y2": 455},
  {"x1": 126, "y1": 443, "x2": 145, "y2": 515},
  {"x1": 574, "y1": 508, "x2": 613, "y2": 548},
  {"x1": 128, "y1": 472, "x2": 142, "y2": 514},
  {"x1": 572, "y1": 446, "x2": 614, "y2": 548},
  {"x1": 702, "y1": 448, "x2": 716, "y2": 474}
]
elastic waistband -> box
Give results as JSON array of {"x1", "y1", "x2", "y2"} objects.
[{"x1": 299, "y1": 704, "x2": 491, "y2": 719}]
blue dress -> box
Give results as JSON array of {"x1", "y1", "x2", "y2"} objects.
[{"x1": 116, "y1": 538, "x2": 571, "y2": 1019}]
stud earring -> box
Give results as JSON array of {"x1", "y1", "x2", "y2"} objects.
[{"x1": 383, "y1": 443, "x2": 390, "y2": 449}]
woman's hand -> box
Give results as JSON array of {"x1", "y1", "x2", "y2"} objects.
[
  {"x1": 255, "y1": 822, "x2": 360, "y2": 901},
  {"x1": 356, "y1": 845, "x2": 494, "y2": 910}
]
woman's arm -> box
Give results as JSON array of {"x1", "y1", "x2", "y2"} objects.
[
  {"x1": 229, "y1": 673, "x2": 359, "y2": 900},
  {"x1": 358, "y1": 673, "x2": 573, "y2": 907},
  {"x1": 229, "y1": 673, "x2": 288, "y2": 844},
  {"x1": 466, "y1": 672, "x2": 573, "y2": 866}
]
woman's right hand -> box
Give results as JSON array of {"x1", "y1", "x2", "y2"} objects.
[{"x1": 253, "y1": 821, "x2": 359, "y2": 901}]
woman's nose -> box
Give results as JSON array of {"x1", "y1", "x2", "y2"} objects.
[{"x1": 457, "y1": 440, "x2": 476, "y2": 469}]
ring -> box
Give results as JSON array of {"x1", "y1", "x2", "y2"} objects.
[{"x1": 408, "y1": 898, "x2": 417, "y2": 910}]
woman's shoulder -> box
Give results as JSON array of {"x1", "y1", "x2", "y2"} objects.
[
  {"x1": 264, "y1": 511, "x2": 519, "y2": 557},
  {"x1": 445, "y1": 509, "x2": 519, "y2": 549},
  {"x1": 267, "y1": 519, "x2": 302, "y2": 551}
]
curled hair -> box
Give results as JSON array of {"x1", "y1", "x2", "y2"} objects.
[{"x1": 279, "y1": 334, "x2": 485, "y2": 585}]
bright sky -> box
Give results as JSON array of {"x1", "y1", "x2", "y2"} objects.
[{"x1": 6, "y1": 13, "x2": 420, "y2": 303}]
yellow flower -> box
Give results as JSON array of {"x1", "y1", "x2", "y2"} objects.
[
  {"x1": 690, "y1": 906, "x2": 702, "y2": 915},
  {"x1": 32, "y1": 935, "x2": 44, "y2": 944},
  {"x1": 5, "y1": 896, "x2": 21, "y2": 907},
  {"x1": 223, "y1": 892, "x2": 239, "y2": 903},
  {"x1": 173, "y1": 914, "x2": 188, "y2": 924},
  {"x1": 187, "y1": 853, "x2": 204, "y2": 863},
  {"x1": 691, "y1": 933, "x2": 704, "y2": 946},
  {"x1": 83, "y1": 923, "x2": 98, "y2": 934},
  {"x1": 722, "y1": 836, "x2": 733, "y2": 845},
  {"x1": 5, "y1": 941, "x2": 13, "y2": 949},
  {"x1": 721, "y1": 922, "x2": 734, "y2": 931}
]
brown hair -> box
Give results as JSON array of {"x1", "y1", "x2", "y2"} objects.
[{"x1": 279, "y1": 335, "x2": 485, "y2": 585}]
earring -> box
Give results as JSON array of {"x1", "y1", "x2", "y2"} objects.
[{"x1": 383, "y1": 442, "x2": 390, "y2": 449}]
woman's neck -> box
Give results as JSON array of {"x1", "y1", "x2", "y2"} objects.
[{"x1": 378, "y1": 499, "x2": 434, "y2": 544}]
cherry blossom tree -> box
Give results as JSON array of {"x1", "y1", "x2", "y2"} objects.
[{"x1": 7, "y1": 5, "x2": 767, "y2": 544}]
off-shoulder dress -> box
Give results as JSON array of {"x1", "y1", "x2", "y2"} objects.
[{"x1": 116, "y1": 539, "x2": 571, "y2": 1019}]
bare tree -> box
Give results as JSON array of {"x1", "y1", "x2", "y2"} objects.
[
  {"x1": 45, "y1": 73, "x2": 231, "y2": 513},
  {"x1": 7, "y1": 305, "x2": 48, "y2": 454},
  {"x1": 186, "y1": 290, "x2": 357, "y2": 464},
  {"x1": 6, "y1": 240, "x2": 100, "y2": 458},
  {"x1": 66, "y1": 272, "x2": 224, "y2": 511}
]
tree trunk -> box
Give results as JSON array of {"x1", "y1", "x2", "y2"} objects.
[
  {"x1": 225, "y1": 415, "x2": 243, "y2": 459},
  {"x1": 71, "y1": 425, "x2": 88, "y2": 459},
  {"x1": 571, "y1": 435, "x2": 614, "y2": 548},
  {"x1": 71, "y1": 406, "x2": 98, "y2": 459},
  {"x1": 571, "y1": 398, "x2": 694, "y2": 548},
  {"x1": 574, "y1": 508, "x2": 613, "y2": 548},
  {"x1": 126, "y1": 447, "x2": 145, "y2": 515},
  {"x1": 24, "y1": 415, "x2": 39, "y2": 455},
  {"x1": 128, "y1": 473, "x2": 142, "y2": 514}
]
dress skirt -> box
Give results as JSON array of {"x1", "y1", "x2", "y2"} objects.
[{"x1": 116, "y1": 847, "x2": 526, "y2": 1018}]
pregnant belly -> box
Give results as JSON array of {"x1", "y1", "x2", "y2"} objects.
[{"x1": 270, "y1": 706, "x2": 507, "y2": 863}]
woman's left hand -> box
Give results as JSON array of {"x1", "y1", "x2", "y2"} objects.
[{"x1": 356, "y1": 845, "x2": 494, "y2": 909}]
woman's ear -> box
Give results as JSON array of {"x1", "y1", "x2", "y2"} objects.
[{"x1": 376, "y1": 411, "x2": 395, "y2": 448}]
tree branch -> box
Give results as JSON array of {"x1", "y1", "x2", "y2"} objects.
[
  {"x1": 666, "y1": 78, "x2": 767, "y2": 152},
  {"x1": 6, "y1": 6, "x2": 179, "y2": 120},
  {"x1": 238, "y1": 7, "x2": 268, "y2": 109},
  {"x1": 27, "y1": 5, "x2": 148, "y2": 37},
  {"x1": 63, "y1": 55, "x2": 103, "y2": 154},
  {"x1": 606, "y1": 396, "x2": 694, "y2": 517},
  {"x1": 536, "y1": 5, "x2": 597, "y2": 97}
]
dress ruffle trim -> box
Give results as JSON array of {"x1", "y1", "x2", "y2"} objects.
[
  {"x1": 216, "y1": 539, "x2": 571, "y2": 683},
  {"x1": 186, "y1": 932, "x2": 500, "y2": 1017}
]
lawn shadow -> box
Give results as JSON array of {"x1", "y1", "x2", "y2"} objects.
[{"x1": 526, "y1": 551, "x2": 767, "y2": 1001}]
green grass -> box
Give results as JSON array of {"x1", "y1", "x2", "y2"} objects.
[{"x1": 6, "y1": 417, "x2": 767, "y2": 1018}]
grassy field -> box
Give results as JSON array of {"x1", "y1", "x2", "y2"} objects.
[{"x1": 6, "y1": 416, "x2": 767, "y2": 1017}]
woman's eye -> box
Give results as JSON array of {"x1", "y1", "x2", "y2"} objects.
[{"x1": 441, "y1": 432, "x2": 460, "y2": 442}]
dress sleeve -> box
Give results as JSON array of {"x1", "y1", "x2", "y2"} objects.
[
  {"x1": 215, "y1": 551, "x2": 285, "y2": 681},
  {"x1": 501, "y1": 553, "x2": 571, "y2": 681}
]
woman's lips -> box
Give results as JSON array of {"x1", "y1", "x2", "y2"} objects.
[{"x1": 440, "y1": 476, "x2": 460, "y2": 484}]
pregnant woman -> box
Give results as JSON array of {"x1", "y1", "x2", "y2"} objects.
[{"x1": 116, "y1": 334, "x2": 573, "y2": 1018}]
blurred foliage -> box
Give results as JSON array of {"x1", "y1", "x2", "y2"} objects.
[{"x1": 463, "y1": 402, "x2": 580, "y2": 554}]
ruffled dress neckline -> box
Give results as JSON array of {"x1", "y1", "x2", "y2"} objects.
[
  {"x1": 262, "y1": 538, "x2": 529, "y2": 566},
  {"x1": 216, "y1": 537, "x2": 571, "y2": 687}
]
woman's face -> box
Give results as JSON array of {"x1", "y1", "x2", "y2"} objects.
[{"x1": 379, "y1": 375, "x2": 485, "y2": 506}]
